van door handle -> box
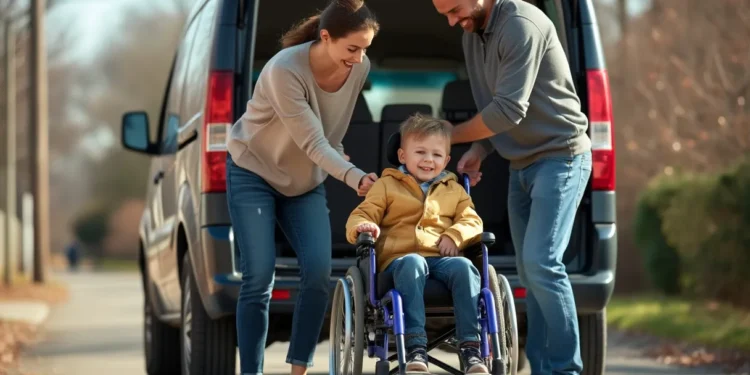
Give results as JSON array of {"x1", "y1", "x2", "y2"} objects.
[{"x1": 153, "y1": 171, "x2": 165, "y2": 184}]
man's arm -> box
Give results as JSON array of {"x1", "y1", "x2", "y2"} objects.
[{"x1": 452, "y1": 16, "x2": 549, "y2": 144}]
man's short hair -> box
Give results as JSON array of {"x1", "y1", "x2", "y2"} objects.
[{"x1": 399, "y1": 113, "x2": 452, "y2": 148}]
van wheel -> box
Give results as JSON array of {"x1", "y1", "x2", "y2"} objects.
[
  {"x1": 579, "y1": 311, "x2": 606, "y2": 375},
  {"x1": 181, "y1": 254, "x2": 237, "y2": 375},
  {"x1": 144, "y1": 277, "x2": 181, "y2": 374}
]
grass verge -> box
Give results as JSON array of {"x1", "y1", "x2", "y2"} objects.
[{"x1": 608, "y1": 294, "x2": 750, "y2": 352}]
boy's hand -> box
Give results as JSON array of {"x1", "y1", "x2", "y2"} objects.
[
  {"x1": 437, "y1": 235, "x2": 459, "y2": 257},
  {"x1": 356, "y1": 222, "x2": 380, "y2": 239}
]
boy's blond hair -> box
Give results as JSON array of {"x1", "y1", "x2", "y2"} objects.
[{"x1": 399, "y1": 113, "x2": 452, "y2": 150}]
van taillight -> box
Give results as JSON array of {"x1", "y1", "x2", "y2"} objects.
[
  {"x1": 587, "y1": 69, "x2": 615, "y2": 191},
  {"x1": 201, "y1": 70, "x2": 234, "y2": 193}
]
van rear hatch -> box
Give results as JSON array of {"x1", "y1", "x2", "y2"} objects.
[{"x1": 237, "y1": 0, "x2": 595, "y2": 278}]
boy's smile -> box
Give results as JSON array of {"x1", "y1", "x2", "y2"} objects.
[{"x1": 398, "y1": 134, "x2": 451, "y2": 183}]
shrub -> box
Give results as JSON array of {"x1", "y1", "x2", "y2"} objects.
[
  {"x1": 636, "y1": 157, "x2": 750, "y2": 308},
  {"x1": 72, "y1": 201, "x2": 115, "y2": 259},
  {"x1": 633, "y1": 175, "x2": 690, "y2": 295}
]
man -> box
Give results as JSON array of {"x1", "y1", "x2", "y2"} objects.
[{"x1": 432, "y1": 0, "x2": 592, "y2": 374}]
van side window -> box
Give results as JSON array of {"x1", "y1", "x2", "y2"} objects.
[
  {"x1": 162, "y1": 115, "x2": 181, "y2": 154},
  {"x1": 160, "y1": 9, "x2": 201, "y2": 153}
]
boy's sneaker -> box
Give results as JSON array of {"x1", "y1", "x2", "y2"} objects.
[
  {"x1": 405, "y1": 346, "x2": 429, "y2": 373},
  {"x1": 460, "y1": 342, "x2": 489, "y2": 374}
]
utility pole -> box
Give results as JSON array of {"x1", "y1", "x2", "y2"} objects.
[
  {"x1": 29, "y1": 0, "x2": 49, "y2": 283},
  {"x1": 4, "y1": 20, "x2": 18, "y2": 286}
]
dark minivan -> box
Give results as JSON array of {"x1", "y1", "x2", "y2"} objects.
[{"x1": 121, "y1": 0, "x2": 616, "y2": 374}]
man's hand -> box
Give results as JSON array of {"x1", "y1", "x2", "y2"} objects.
[
  {"x1": 437, "y1": 235, "x2": 459, "y2": 257},
  {"x1": 356, "y1": 222, "x2": 381, "y2": 239},
  {"x1": 457, "y1": 147, "x2": 483, "y2": 187},
  {"x1": 343, "y1": 154, "x2": 351, "y2": 162},
  {"x1": 358, "y1": 173, "x2": 378, "y2": 196}
]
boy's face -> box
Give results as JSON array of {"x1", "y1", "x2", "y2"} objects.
[{"x1": 397, "y1": 134, "x2": 451, "y2": 183}]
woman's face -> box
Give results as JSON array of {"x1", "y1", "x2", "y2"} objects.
[{"x1": 321, "y1": 28, "x2": 374, "y2": 71}]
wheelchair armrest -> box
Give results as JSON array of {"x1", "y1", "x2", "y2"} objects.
[
  {"x1": 356, "y1": 232, "x2": 376, "y2": 257},
  {"x1": 481, "y1": 232, "x2": 495, "y2": 247},
  {"x1": 463, "y1": 232, "x2": 495, "y2": 259}
]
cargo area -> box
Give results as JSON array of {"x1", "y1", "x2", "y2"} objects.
[{"x1": 239, "y1": 0, "x2": 592, "y2": 278}]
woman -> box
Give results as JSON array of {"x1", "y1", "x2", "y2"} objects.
[{"x1": 225, "y1": 0, "x2": 379, "y2": 374}]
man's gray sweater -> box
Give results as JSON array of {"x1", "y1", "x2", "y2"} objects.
[{"x1": 463, "y1": 0, "x2": 591, "y2": 169}]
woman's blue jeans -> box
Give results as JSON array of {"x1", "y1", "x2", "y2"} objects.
[{"x1": 226, "y1": 156, "x2": 332, "y2": 375}]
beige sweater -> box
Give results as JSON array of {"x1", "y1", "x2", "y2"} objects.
[{"x1": 227, "y1": 41, "x2": 370, "y2": 196}]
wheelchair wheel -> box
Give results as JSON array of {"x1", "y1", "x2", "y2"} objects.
[
  {"x1": 488, "y1": 265, "x2": 519, "y2": 375},
  {"x1": 330, "y1": 266, "x2": 366, "y2": 375}
]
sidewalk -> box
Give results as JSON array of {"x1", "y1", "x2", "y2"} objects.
[{"x1": 0, "y1": 301, "x2": 50, "y2": 325}]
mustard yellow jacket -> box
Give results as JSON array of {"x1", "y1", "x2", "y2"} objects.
[{"x1": 345, "y1": 168, "x2": 483, "y2": 271}]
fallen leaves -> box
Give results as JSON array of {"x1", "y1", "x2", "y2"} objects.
[
  {"x1": 0, "y1": 282, "x2": 68, "y2": 375},
  {"x1": 646, "y1": 342, "x2": 750, "y2": 374},
  {"x1": 0, "y1": 320, "x2": 38, "y2": 375}
]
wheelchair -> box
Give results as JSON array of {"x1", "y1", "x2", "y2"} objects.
[{"x1": 329, "y1": 133, "x2": 519, "y2": 375}]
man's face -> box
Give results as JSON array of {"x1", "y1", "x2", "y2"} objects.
[{"x1": 433, "y1": 0, "x2": 487, "y2": 33}]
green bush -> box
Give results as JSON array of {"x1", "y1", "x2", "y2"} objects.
[
  {"x1": 669, "y1": 158, "x2": 750, "y2": 307},
  {"x1": 636, "y1": 157, "x2": 750, "y2": 308},
  {"x1": 72, "y1": 201, "x2": 114, "y2": 259},
  {"x1": 633, "y1": 175, "x2": 689, "y2": 295}
]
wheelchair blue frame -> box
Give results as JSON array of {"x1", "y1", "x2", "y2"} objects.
[{"x1": 353, "y1": 174, "x2": 504, "y2": 375}]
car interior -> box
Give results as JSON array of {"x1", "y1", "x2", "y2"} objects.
[{"x1": 246, "y1": 0, "x2": 584, "y2": 270}]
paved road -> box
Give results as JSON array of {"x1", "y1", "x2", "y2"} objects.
[{"x1": 20, "y1": 271, "x2": 724, "y2": 375}]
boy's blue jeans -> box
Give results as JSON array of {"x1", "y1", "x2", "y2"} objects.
[
  {"x1": 226, "y1": 156, "x2": 331, "y2": 375},
  {"x1": 508, "y1": 152, "x2": 592, "y2": 375},
  {"x1": 381, "y1": 254, "x2": 481, "y2": 348}
]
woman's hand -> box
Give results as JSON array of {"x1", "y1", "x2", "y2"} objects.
[
  {"x1": 356, "y1": 222, "x2": 381, "y2": 239},
  {"x1": 437, "y1": 235, "x2": 459, "y2": 257},
  {"x1": 357, "y1": 173, "x2": 378, "y2": 196},
  {"x1": 343, "y1": 154, "x2": 350, "y2": 162}
]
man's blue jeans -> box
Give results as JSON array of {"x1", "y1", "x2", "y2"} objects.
[
  {"x1": 226, "y1": 156, "x2": 332, "y2": 375},
  {"x1": 381, "y1": 254, "x2": 482, "y2": 349},
  {"x1": 508, "y1": 152, "x2": 592, "y2": 375}
]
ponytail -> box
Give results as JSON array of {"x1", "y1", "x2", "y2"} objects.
[
  {"x1": 280, "y1": 0, "x2": 378, "y2": 50},
  {"x1": 280, "y1": 14, "x2": 322, "y2": 48}
]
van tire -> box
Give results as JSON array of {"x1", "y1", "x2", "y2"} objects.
[
  {"x1": 579, "y1": 311, "x2": 606, "y2": 375},
  {"x1": 181, "y1": 254, "x2": 237, "y2": 375}
]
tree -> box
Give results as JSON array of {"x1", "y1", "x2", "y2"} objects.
[{"x1": 603, "y1": 0, "x2": 750, "y2": 292}]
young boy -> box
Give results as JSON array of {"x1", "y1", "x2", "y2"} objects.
[{"x1": 345, "y1": 114, "x2": 488, "y2": 374}]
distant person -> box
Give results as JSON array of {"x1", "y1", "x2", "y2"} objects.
[
  {"x1": 65, "y1": 241, "x2": 81, "y2": 271},
  {"x1": 224, "y1": 0, "x2": 380, "y2": 374}
]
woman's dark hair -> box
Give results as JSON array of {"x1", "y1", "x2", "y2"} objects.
[{"x1": 280, "y1": 0, "x2": 379, "y2": 48}]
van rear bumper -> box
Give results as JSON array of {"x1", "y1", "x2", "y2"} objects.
[{"x1": 206, "y1": 222, "x2": 616, "y2": 320}]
